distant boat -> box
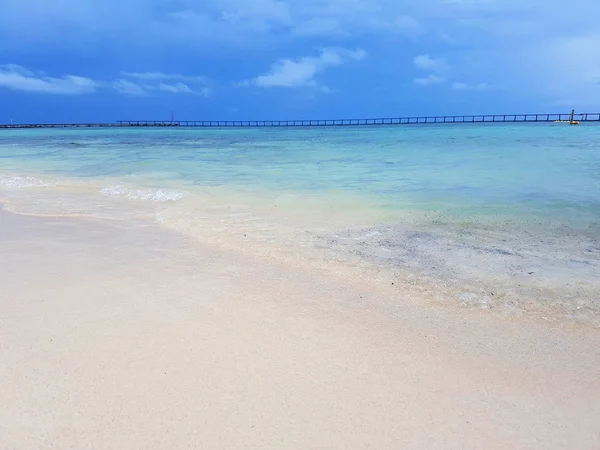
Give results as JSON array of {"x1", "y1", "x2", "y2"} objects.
[{"x1": 554, "y1": 109, "x2": 580, "y2": 125}]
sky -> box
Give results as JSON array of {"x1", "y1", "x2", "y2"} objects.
[{"x1": 0, "y1": 0, "x2": 599, "y2": 123}]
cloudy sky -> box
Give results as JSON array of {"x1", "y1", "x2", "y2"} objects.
[{"x1": 0, "y1": 0, "x2": 599, "y2": 123}]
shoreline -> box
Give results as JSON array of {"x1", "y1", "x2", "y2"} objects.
[
  {"x1": 2, "y1": 170, "x2": 599, "y2": 328},
  {"x1": 1, "y1": 206, "x2": 600, "y2": 448}
]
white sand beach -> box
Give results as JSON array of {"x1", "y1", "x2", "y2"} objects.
[{"x1": 1, "y1": 206, "x2": 599, "y2": 449}]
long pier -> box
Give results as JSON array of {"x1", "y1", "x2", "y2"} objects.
[{"x1": 1, "y1": 112, "x2": 599, "y2": 129}]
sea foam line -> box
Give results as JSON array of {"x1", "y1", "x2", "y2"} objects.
[
  {"x1": 0, "y1": 174, "x2": 54, "y2": 189},
  {"x1": 100, "y1": 184, "x2": 189, "y2": 202}
]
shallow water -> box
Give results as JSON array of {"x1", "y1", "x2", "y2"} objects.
[{"x1": 1, "y1": 124, "x2": 599, "y2": 325}]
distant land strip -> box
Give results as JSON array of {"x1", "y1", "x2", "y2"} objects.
[{"x1": 2, "y1": 112, "x2": 599, "y2": 129}]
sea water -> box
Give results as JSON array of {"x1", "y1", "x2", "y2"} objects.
[{"x1": 1, "y1": 124, "x2": 599, "y2": 324}]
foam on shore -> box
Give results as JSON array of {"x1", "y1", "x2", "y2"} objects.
[{"x1": 1, "y1": 171, "x2": 599, "y2": 327}]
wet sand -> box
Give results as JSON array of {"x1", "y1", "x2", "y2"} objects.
[{"x1": 1, "y1": 207, "x2": 599, "y2": 449}]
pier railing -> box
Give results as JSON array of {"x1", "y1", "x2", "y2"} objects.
[
  {"x1": 116, "y1": 112, "x2": 600, "y2": 127},
  {"x1": 1, "y1": 112, "x2": 599, "y2": 129}
]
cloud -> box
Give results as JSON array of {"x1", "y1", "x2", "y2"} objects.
[
  {"x1": 452, "y1": 81, "x2": 490, "y2": 90},
  {"x1": 122, "y1": 72, "x2": 209, "y2": 83},
  {"x1": 292, "y1": 17, "x2": 344, "y2": 37},
  {"x1": 394, "y1": 15, "x2": 422, "y2": 38},
  {"x1": 0, "y1": 0, "x2": 428, "y2": 49},
  {"x1": 0, "y1": 0, "x2": 597, "y2": 55},
  {"x1": 413, "y1": 54, "x2": 448, "y2": 72},
  {"x1": 413, "y1": 54, "x2": 449, "y2": 86},
  {"x1": 0, "y1": 64, "x2": 98, "y2": 94},
  {"x1": 412, "y1": 51, "x2": 493, "y2": 90},
  {"x1": 219, "y1": 0, "x2": 292, "y2": 30},
  {"x1": 158, "y1": 82, "x2": 210, "y2": 97},
  {"x1": 1, "y1": 0, "x2": 599, "y2": 110},
  {"x1": 0, "y1": 64, "x2": 211, "y2": 97},
  {"x1": 158, "y1": 82, "x2": 193, "y2": 94},
  {"x1": 241, "y1": 48, "x2": 366, "y2": 89},
  {"x1": 176, "y1": 1, "x2": 423, "y2": 41},
  {"x1": 414, "y1": 75, "x2": 445, "y2": 86},
  {"x1": 514, "y1": 33, "x2": 600, "y2": 106},
  {"x1": 113, "y1": 79, "x2": 148, "y2": 96},
  {"x1": 291, "y1": 9, "x2": 421, "y2": 39},
  {"x1": 116, "y1": 72, "x2": 211, "y2": 96}
]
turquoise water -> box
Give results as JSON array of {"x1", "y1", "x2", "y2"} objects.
[
  {"x1": 1, "y1": 124, "x2": 599, "y2": 227},
  {"x1": 1, "y1": 124, "x2": 599, "y2": 323}
]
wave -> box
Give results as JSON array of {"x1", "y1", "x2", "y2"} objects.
[
  {"x1": 100, "y1": 184, "x2": 188, "y2": 202},
  {"x1": 0, "y1": 174, "x2": 54, "y2": 188}
]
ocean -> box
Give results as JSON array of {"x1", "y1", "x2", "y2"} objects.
[{"x1": 1, "y1": 123, "x2": 599, "y2": 325}]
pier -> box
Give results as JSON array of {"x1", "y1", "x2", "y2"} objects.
[{"x1": 1, "y1": 112, "x2": 599, "y2": 129}]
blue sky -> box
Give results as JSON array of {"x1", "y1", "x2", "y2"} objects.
[{"x1": 0, "y1": 0, "x2": 599, "y2": 123}]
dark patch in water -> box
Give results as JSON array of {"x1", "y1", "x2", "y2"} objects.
[
  {"x1": 406, "y1": 231, "x2": 434, "y2": 241},
  {"x1": 567, "y1": 259, "x2": 593, "y2": 268},
  {"x1": 464, "y1": 244, "x2": 520, "y2": 257},
  {"x1": 490, "y1": 248, "x2": 516, "y2": 256}
]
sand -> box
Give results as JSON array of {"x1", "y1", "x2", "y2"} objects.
[{"x1": 1, "y1": 207, "x2": 599, "y2": 449}]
